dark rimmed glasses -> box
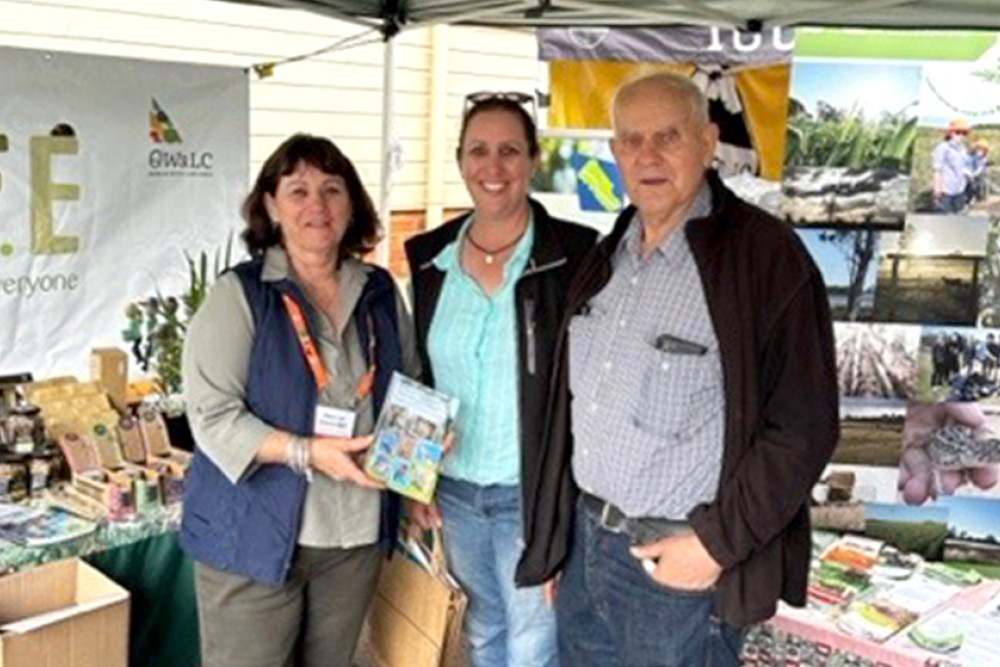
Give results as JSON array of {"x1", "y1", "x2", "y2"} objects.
[{"x1": 463, "y1": 90, "x2": 537, "y2": 120}]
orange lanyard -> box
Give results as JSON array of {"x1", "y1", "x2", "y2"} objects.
[
  {"x1": 281, "y1": 293, "x2": 377, "y2": 401},
  {"x1": 282, "y1": 293, "x2": 330, "y2": 392},
  {"x1": 356, "y1": 314, "x2": 377, "y2": 402}
]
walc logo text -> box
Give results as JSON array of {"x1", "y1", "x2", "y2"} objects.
[{"x1": 148, "y1": 148, "x2": 214, "y2": 174}]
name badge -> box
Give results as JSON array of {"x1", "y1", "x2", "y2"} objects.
[{"x1": 314, "y1": 405, "x2": 357, "y2": 438}]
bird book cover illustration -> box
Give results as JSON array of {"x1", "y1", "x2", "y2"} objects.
[{"x1": 364, "y1": 372, "x2": 458, "y2": 503}]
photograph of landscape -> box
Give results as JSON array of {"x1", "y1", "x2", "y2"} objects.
[
  {"x1": 864, "y1": 502, "x2": 949, "y2": 559},
  {"x1": 873, "y1": 215, "x2": 989, "y2": 325},
  {"x1": 939, "y1": 496, "x2": 1000, "y2": 564},
  {"x1": 797, "y1": 228, "x2": 881, "y2": 321},
  {"x1": 781, "y1": 61, "x2": 920, "y2": 228}
]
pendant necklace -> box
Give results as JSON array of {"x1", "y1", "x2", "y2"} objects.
[{"x1": 465, "y1": 226, "x2": 527, "y2": 265}]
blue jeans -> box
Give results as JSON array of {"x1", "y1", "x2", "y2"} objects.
[
  {"x1": 556, "y1": 500, "x2": 744, "y2": 667},
  {"x1": 940, "y1": 192, "x2": 966, "y2": 213},
  {"x1": 436, "y1": 477, "x2": 558, "y2": 667}
]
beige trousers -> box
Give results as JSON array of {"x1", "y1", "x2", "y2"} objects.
[{"x1": 196, "y1": 544, "x2": 381, "y2": 667}]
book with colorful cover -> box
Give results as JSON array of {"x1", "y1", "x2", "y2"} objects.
[
  {"x1": 821, "y1": 534, "x2": 884, "y2": 572},
  {"x1": 837, "y1": 595, "x2": 919, "y2": 643},
  {"x1": 364, "y1": 372, "x2": 458, "y2": 503},
  {"x1": 0, "y1": 506, "x2": 97, "y2": 547}
]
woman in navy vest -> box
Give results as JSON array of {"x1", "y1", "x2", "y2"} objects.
[
  {"x1": 405, "y1": 95, "x2": 597, "y2": 667},
  {"x1": 180, "y1": 134, "x2": 417, "y2": 667}
]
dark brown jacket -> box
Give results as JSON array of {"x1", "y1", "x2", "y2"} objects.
[{"x1": 545, "y1": 171, "x2": 839, "y2": 625}]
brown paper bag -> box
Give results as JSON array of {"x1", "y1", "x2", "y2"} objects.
[{"x1": 368, "y1": 530, "x2": 467, "y2": 667}]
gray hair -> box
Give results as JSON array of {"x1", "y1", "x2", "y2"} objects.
[{"x1": 612, "y1": 72, "x2": 710, "y2": 129}]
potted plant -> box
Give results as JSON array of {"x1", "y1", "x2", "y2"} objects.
[{"x1": 122, "y1": 235, "x2": 236, "y2": 450}]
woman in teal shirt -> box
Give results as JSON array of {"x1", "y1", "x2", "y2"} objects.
[{"x1": 405, "y1": 93, "x2": 596, "y2": 667}]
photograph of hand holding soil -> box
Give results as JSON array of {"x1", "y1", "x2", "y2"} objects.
[{"x1": 901, "y1": 402, "x2": 1000, "y2": 508}]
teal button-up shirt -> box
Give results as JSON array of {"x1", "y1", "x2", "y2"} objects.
[{"x1": 427, "y1": 214, "x2": 535, "y2": 485}]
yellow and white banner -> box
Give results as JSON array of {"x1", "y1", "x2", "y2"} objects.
[{"x1": 0, "y1": 46, "x2": 248, "y2": 379}]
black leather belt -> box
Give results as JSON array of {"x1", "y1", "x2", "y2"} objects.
[{"x1": 581, "y1": 492, "x2": 691, "y2": 546}]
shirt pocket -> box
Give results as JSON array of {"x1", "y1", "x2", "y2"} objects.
[{"x1": 634, "y1": 345, "x2": 720, "y2": 439}]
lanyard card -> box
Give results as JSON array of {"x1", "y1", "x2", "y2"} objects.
[{"x1": 314, "y1": 405, "x2": 357, "y2": 438}]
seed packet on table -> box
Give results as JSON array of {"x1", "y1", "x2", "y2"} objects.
[
  {"x1": 364, "y1": 372, "x2": 458, "y2": 503},
  {"x1": 0, "y1": 506, "x2": 97, "y2": 547}
]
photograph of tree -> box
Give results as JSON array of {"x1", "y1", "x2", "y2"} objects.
[
  {"x1": 832, "y1": 323, "x2": 918, "y2": 469},
  {"x1": 874, "y1": 215, "x2": 989, "y2": 325},
  {"x1": 781, "y1": 61, "x2": 920, "y2": 228},
  {"x1": 837, "y1": 323, "x2": 921, "y2": 405},
  {"x1": 797, "y1": 228, "x2": 880, "y2": 321}
]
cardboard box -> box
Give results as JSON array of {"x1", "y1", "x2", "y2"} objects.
[
  {"x1": 90, "y1": 349, "x2": 128, "y2": 412},
  {"x1": 0, "y1": 558, "x2": 129, "y2": 667},
  {"x1": 21, "y1": 377, "x2": 77, "y2": 404}
]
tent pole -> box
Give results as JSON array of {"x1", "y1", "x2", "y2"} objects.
[
  {"x1": 426, "y1": 25, "x2": 449, "y2": 232},
  {"x1": 377, "y1": 36, "x2": 396, "y2": 268}
]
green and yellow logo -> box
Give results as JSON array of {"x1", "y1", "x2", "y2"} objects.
[{"x1": 149, "y1": 98, "x2": 182, "y2": 144}]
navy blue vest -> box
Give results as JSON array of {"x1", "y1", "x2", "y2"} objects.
[{"x1": 179, "y1": 259, "x2": 403, "y2": 585}]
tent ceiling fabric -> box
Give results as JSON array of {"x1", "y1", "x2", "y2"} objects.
[{"x1": 218, "y1": 0, "x2": 1000, "y2": 33}]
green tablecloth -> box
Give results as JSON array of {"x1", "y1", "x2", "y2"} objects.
[
  {"x1": 0, "y1": 507, "x2": 199, "y2": 667},
  {"x1": 87, "y1": 530, "x2": 199, "y2": 667}
]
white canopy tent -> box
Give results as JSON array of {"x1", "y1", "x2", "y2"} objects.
[{"x1": 216, "y1": 0, "x2": 1000, "y2": 261}]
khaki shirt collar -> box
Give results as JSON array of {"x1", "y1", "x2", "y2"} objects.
[{"x1": 261, "y1": 246, "x2": 372, "y2": 338}]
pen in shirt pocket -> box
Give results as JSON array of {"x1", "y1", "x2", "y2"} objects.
[{"x1": 653, "y1": 333, "x2": 708, "y2": 356}]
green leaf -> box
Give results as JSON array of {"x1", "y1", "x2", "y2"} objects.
[
  {"x1": 882, "y1": 116, "x2": 918, "y2": 162},
  {"x1": 785, "y1": 125, "x2": 804, "y2": 165},
  {"x1": 224, "y1": 232, "x2": 234, "y2": 273},
  {"x1": 847, "y1": 125, "x2": 869, "y2": 170}
]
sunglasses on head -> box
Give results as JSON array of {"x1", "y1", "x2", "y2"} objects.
[{"x1": 463, "y1": 90, "x2": 537, "y2": 119}]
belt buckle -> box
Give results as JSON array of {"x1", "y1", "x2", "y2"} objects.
[{"x1": 599, "y1": 501, "x2": 626, "y2": 533}]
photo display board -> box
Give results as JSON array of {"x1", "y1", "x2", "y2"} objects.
[{"x1": 786, "y1": 29, "x2": 1000, "y2": 561}]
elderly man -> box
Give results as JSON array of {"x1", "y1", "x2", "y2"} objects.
[{"x1": 539, "y1": 73, "x2": 839, "y2": 665}]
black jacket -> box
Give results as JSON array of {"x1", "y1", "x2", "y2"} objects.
[
  {"x1": 549, "y1": 171, "x2": 839, "y2": 625},
  {"x1": 405, "y1": 199, "x2": 598, "y2": 586}
]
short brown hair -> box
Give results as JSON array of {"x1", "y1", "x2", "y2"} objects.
[{"x1": 241, "y1": 133, "x2": 380, "y2": 261}]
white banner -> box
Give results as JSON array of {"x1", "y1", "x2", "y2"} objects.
[{"x1": 0, "y1": 47, "x2": 248, "y2": 380}]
